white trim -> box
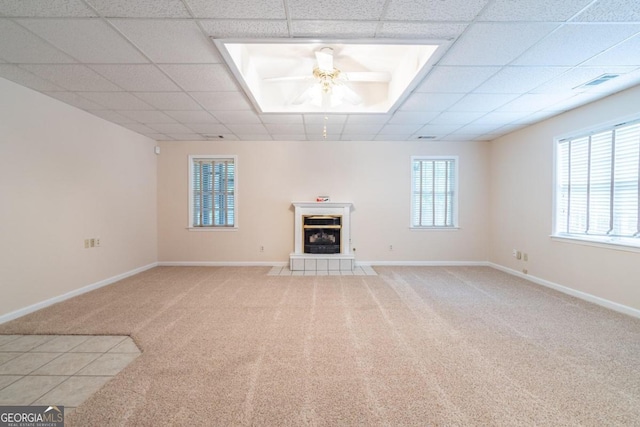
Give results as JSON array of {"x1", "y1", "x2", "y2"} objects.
[
  {"x1": 358, "y1": 261, "x2": 490, "y2": 267},
  {"x1": 158, "y1": 261, "x2": 288, "y2": 267},
  {"x1": 488, "y1": 262, "x2": 640, "y2": 319},
  {"x1": 0, "y1": 263, "x2": 158, "y2": 325},
  {"x1": 550, "y1": 235, "x2": 640, "y2": 253},
  {"x1": 187, "y1": 227, "x2": 238, "y2": 232}
]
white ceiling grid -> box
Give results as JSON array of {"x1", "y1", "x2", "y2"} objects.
[{"x1": 0, "y1": 0, "x2": 638, "y2": 142}]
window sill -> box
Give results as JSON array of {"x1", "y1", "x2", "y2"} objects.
[
  {"x1": 410, "y1": 226, "x2": 460, "y2": 231},
  {"x1": 187, "y1": 227, "x2": 238, "y2": 232},
  {"x1": 550, "y1": 234, "x2": 640, "y2": 253}
]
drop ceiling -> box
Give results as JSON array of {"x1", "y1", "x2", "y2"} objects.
[{"x1": 0, "y1": 0, "x2": 639, "y2": 142}]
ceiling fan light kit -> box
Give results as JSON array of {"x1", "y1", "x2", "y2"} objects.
[{"x1": 213, "y1": 39, "x2": 446, "y2": 116}]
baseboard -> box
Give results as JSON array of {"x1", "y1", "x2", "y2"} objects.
[
  {"x1": 158, "y1": 261, "x2": 289, "y2": 267},
  {"x1": 488, "y1": 262, "x2": 640, "y2": 319},
  {"x1": 358, "y1": 261, "x2": 491, "y2": 267},
  {"x1": 0, "y1": 262, "x2": 158, "y2": 325}
]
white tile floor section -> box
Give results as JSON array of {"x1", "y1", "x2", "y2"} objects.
[
  {"x1": 0, "y1": 334, "x2": 140, "y2": 417},
  {"x1": 268, "y1": 265, "x2": 377, "y2": 276}
]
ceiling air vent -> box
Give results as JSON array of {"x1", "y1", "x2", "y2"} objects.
[
  {"x1": 574, "y1": 74, "x2": 620, "y2": 89},
  {"x1": 204, "y1": 135, "x2": 225, "y2": 140},
  {"x1": 417, "y1": 135, "x2": 437, "y2": 140}
]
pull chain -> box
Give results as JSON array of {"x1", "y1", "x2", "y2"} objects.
[{"x1": 323, "y1": 115, "x2": 328, "y2": 140}]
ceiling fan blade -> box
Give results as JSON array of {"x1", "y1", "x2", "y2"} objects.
[
  {"x1": 315, "y1": 47, "x2": 334, "y2": 71},
  {"x1": 343, "y1": 71, "x2": 391, "y2": 82},
  {"x1": 263, "y1": 75, "x2": 313, "y2": 82},
  {"x1": 342, "y1": 86, "x2": 363, "y2": 105},
  {"x1": 291, "y1": 84, "x2": 317, "y2": 105}
]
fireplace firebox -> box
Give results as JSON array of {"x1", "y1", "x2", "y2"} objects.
[{"x1": 303, "y1": 216, "x2": 341, "y2": 254}]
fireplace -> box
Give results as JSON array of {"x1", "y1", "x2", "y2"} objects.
[
  {"x1": 304, "y1": 215, "x2": 341, "y2": 254},
  {"x1": 290, "y1": 202, "x2": 354, "y2": 271}
]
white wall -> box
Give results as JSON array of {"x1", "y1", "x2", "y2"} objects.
[
  {"x1": 489, "y1": 85, "x2": 640, "y2": 311},
  {"x1": 157, "y1": 139, "x2": 491, "y2": 264},
  {"x1": 0, "y1": 77, "x2": 158, "y2": 317}
]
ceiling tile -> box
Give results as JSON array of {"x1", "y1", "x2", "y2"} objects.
[
  {"x1": 583, "y1": 34, "x2": 640, "y2": 66},
  {"x1": 186, "y1": 123, "x2": 232, "y2": 134},
  {"x1": 110, "y1": 19, "x2": 221, "y2": 63},
  {"x1": 86, "y1": 0, "x2": 191, "y2": 18},
  {"x1": 21, "y1": 64, "x2": 121, "y2": 91},
  {"x1": 473, "y1": 67, "x2": 568, "y2": 94},
  {"x1": 236, "y1": 134, "x2": 272, "y2": 140},
  {"x1": 226, "y1": 123, "x2": 268, "y2": 134},
  {"x1": 399, "y1": 93, "x2": 465, "y2": 112},
  {"x1": 471, "y1": 111, "x2": 533, "y2": 125},
  {"x1": 122, "y1": 123, "x2": 158, "y2": 134},
  {"x1": 447, "y1": 93, "x2": 520, "y2": 112},
  {"x1": 288, "y1": 0, "x2": 387, "y2": 20},
  {"x1": 340, "y1": 135, "x2": 377, "y2": 141},
  {"x1": 189, "y1": 92, "x2": 252, "y2": 110},
  {"x1": 166, "y1": 133, "x2": 207, "y2": 141},
  {"x1": 147, "y1": 123, "x2": 193, "y2": 133},
  {"x1": 212, "y1": 110, "x2": 261, "y2": 123},
  {"x1": 306, "y1": 123, "x2": 345, "y2": 134},
  {"x1": 90, "y1": 65, "x2": 180, "y2": 91},
  {"x1": 117, "y1": 110, "x2": 177, "y2": 123},
  {"x1": 44, "y1": 91, "x2": 105, "y2": 110},
  {"x1": 452, "y1": 123, "x2": 503, "y2": 134},
  {"x1": 17, "y1": 19, "x2": 147, "y2": 63},
  {"x1": 304, "y1": 114, "x2": 347, "y2": 124},
  {"x1": 160, "y1": 64, "x2": 237, "y2": 91},
  {"x1": 273, "y1": 134, "x2": 307, "y2": 141},
  {"x1": 416, "y1": 66, "x2": 500, "y2": 93},
  {"x1": 379, "y1": 124, "x2": 422, "y2": 134},
  {"x1": 342, "y1": 124, "x2": 384, "y2": 134},
  {"x1": 79, "y1": 92, "x2": 154, "y2": 109},
  {"x1": 260, "y1": 114, "x2": 303, "y2": 124},
  {"x1": 416, "y1": 124, "x2": 463, "y2": 135},
  {"x1": 513, "y1": 24, "x2": 640, "y2": 66},
  {"x1": 164, "y1": 110, "x2": 219, "y2": 123},
  {"x1": 573, "y1": 0, "x2": 640, "y2": 22},
  {"x1": 374, "y1": 135, "x2": 411, "y2": 141},
  {"x1": 0, "y1": 19, "x2": 76, "y2": 63},
  {"x1": 478, "y1": 0, "x2": 593, "y2": 21},
  {"x1": 144, "y1": 133, "x2": 169, "y2": 140},
  {"x1": 376, "y1": 22, "x2": 467, "y2": 39},
  {"x1": 0, "y1": 0, "x2": 97, "y2": 17},
  {"x1": 384, "y1": 0, "x2": 489, "y2": 21},
  {"x1": 439, "y1": 134, "x2": 485, "y2": 141},
  {"x1": 307, "y1": 133, "x2": 340, "y2": 141},
  {"x1": 530, "y1": 66, "x2": 637, "y2": 94},
  {"x1": 440, "y1": 23, "x2": 559, "y2": 66},
  {"x1": 199, "y1": 20, "x2": 288, "y2": 38},
  {"x1": 88, "y1": 110, "x2": 138, "y2": 124},
  {"x1": 344, "y1": 114, "x2": 391, "y2": 124},
  {"x1": 0, "y1": 65, "x2": 64, "y2": 91},
  {"x1": 186, "y1": 0, "x2": 285, "y2": 19},
  {"x1": 291, "y1": 20, "x2": 377, "y2": 38},
  {"x1": 388, "y1": 112, "x2": 438, "y2": 124},
  {"x1": 495, "y1": 93, "x2": 575, "y2": 113},
  {"x1": 429, "y1": 112, "x2": 486, "y2": 124},
  {"x1": 264, "y1": 124, "x2": 306, "y2": 134},
  {"x1": 134, "y1": 92, "x2": 202, "y2": 110}
]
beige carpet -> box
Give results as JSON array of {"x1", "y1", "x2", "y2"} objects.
[{"x1": 1, "y1": 266, "x2": 639, "y2": 426}]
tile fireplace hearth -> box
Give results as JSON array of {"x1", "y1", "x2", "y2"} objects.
[{"x1": 290, "y1": 202, "x2": 354, "y2": 272}]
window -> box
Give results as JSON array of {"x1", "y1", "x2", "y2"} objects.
[
  {"x1": 189, "y1": 155, "x2": 236, "y2": 228},
  {"x1": 411, "y1": 156, "x2": 458, "y2": 228},
  {"x1": 555, "y1": 119, "x2": 640, "y2": 247}
]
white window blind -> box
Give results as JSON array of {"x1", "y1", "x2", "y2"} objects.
[
  {"x1": 556, "y1": 120, "x2": 640, "y2": 245},
  {"x1": 190, "y1": 156, "x2": 235, "y2": 227},
  {"x1": 411, "y1": 157, "x2": 457, "y2": 228}
]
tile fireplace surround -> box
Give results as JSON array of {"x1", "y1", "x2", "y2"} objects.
[{"x1": 290, "y1": 202, "x2": 354, "y2": 272}]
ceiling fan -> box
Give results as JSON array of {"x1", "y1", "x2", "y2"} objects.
[{"x1": 263, "y1": 47, "x2": 392, "y2": 108}]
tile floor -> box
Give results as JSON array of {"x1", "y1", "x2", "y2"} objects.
[
  {"x1": 267, "y1": 265, "x2": 377, "y2": 276},
  {"x1": 0, "y1": 334, "x2": 140, "y2": 416}
]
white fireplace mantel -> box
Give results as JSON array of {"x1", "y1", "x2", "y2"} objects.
[{"x1": 290, "y1": 201, "x2": 354, "y2": 271}]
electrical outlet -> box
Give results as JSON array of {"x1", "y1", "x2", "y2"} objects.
[
  {"x1": 516, "y1": 251, "x2": 522, "y2": 260},
  {"x1": 259, "y1": 245, "x2": 264, "y2": 252},
  {"x1": 389, "y1": 245, "x2": 393, "y2": 251},
  {"x1": 95, "y1": 237, "x2": 101, "y2": 247},
  {"x1": 90, "y1": 238, "x2": 95, "y2": 248},
  {"x1": 522, "y1": 268, "x2": 528, "y2": 274},
  {"x1": 512, "y1": 249, "x2": 518, "y2": 258},
  {"x1": 523, "y1": 253, "x2": 528, "y2": 261}
]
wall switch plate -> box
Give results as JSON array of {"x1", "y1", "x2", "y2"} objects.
[
  {"x1": 90, "y1": 238, "x2": 95, "y2": 247},
  {"x1": 84, "y1": 239, "x2": 89, "y2": 249},
  {"x1": 95, "y1": 238, "x2": 101, "y2": 247}
]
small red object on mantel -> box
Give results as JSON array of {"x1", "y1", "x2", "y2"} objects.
[{"x1": 316, "y1": 196, "x2": 330, "y2": 202}]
